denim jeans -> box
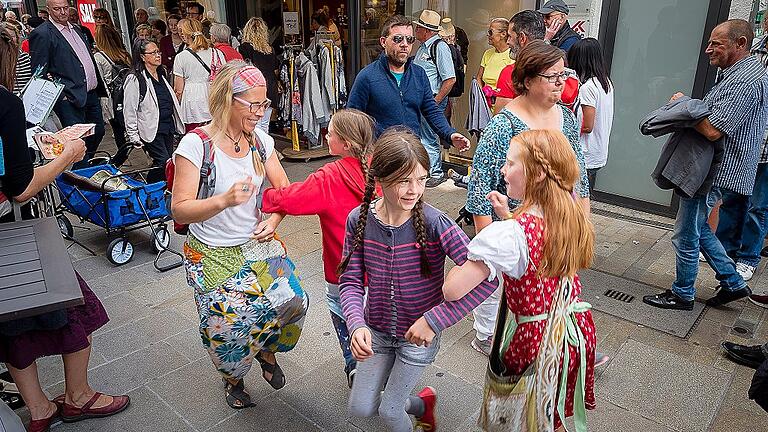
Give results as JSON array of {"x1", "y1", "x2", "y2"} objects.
[
  {"x1": 671, "y1": 193, "x2": 746, "y2": 301},
  {"x1": 710, "y1": 187, "x2": 751, "y2": 257},
  {"x1": 326, "y1": 283, "x2": 355, "y2": 370},
  {"x1": 419, "y1": 98, "x2": 448, "y2": 179},
  {"x1": 736, "y1": 163, "x2": 768, "y2": 267},
  {"x1": 53, "y1": 90, "x2": 105, "y2": 169}
]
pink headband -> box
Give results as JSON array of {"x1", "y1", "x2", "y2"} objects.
[{"x1": 232, "y1": 66, "x2": 266, "y2": 94}]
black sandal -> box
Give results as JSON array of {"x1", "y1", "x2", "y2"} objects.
[
  {"x1": 256, "y1": 352, "x2": 286, "y2": 390},
  {"x1": 223, "y1": 379, "x2": 254, "y2": 409}
]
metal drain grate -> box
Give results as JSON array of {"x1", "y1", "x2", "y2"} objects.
[{"x1": 604, "y1": 289, "x2": 635, "y2": 303}]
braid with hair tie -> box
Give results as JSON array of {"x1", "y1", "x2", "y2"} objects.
[
  {"x1": 337, "y1": 168, "x2": 377, "y2": 275},
  {"x1": 411, "y1": 200, "x2": 432, "y2": 277},
  {"x1": 529, "y1": 143, "x2": 572, "y2": 192}
]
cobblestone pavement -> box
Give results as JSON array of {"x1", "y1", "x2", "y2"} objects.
[{"x1": 12, "y1": 141, "x2": 768, "y2": 432}]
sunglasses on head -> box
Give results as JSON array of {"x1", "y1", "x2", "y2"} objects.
[{"x1": 390, "y1": 34, "x2": 415, "y2": 44}]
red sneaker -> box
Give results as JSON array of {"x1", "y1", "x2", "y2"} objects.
[{"x1": 415, "y1": 386, "x2": 437, "y2": 431}]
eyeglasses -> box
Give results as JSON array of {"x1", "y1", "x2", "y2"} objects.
[
  {"x1": 234, "y1": 96, "x2": 272, "y2": 112},
  {"x1": 488, "y1": 29, "x2": 508, "y2": 36},
  {"x1": 537, "y1": 71, "x2": 572, "y2": 83},
  {"x1": 142, "y1": 50, "x2": 161, "y2": 56},
  {"x1": 390, "y1": 34, "x2": 415, "y2": 44}
]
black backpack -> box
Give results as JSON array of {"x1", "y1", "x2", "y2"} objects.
[
  {"x1": 429, "y1": 39, "x2": 465, "y2": 98},
  {"x1": 112, "y1": 69, "x2": 148, "y2": 130}
]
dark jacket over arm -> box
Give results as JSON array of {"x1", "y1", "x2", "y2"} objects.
[{"x1": 641, "y1": 96, "x2": 723, "y2": 197}]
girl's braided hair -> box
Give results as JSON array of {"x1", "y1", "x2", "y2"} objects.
[
  {"x1": 329, "y1": 109, "x2": 375, "y2": 182},
  {"x1": 511, "y1": 129, "x2": 595, "y2": 277},
  {"x1": 337, "y1": 127, "x2": 432, "y2": 277}
]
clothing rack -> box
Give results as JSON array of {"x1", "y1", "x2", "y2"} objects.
[
  {"x1": 281, "y1": 44, "x2": 303, "y2": 152},
  {"x1": 278, "y1": 43, "x2": 332, "y2": 161}
]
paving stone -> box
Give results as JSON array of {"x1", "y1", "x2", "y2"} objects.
[
  {"x1": 161, "y1": 327, "x2": 209, "y2": 362},
  {"x1": 277, "y1": 358, "x2": 352, "y2": 430},
  {"x1": 85, "y1": 342, "x2": 189, "y2": 395},
  {"x1": 598, "y1": 340, "x2": 730, "y2": 432},
  {"x1": 94, "y1": 292, "x2": 154, "y2": 334},
  {"x1": 206, "y1": 398, "x2": 322, "y2": 432},
  {"x1": 92, "y1": 308, "x2": 196, "y2": 361},
  {"x1": 53, "y1": 386, "x2": 193, "y2": 432},
  {"x1": 433, "y1": 331, "x2": 488, "y2": 385},
  {"x1": 147, "y1": 358, "x2": 243, "y2": 431},
  {"x1": 563, "y1": 399, "x2": 673, "y2": 432}
]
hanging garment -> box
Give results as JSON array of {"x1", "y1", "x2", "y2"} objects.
[
  {"x1": 296, "y1": 53, "x2": 327, "y2": 145},
  {"x1": 466, "y1": 78, "x2": 493, "y2": 139}
]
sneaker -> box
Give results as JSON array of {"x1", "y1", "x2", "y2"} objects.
[
  {"x1": 345, "y1": 367, "x2": 356, "y2": 389},
  {"x1": 761, "y1": 245, "x2": 768, "y2": 257},
  {"x1": 415, "y1": 386, "x2": 437, "y2": 431},
  {"x1": 705, "y1": 285, "x2": 752, "y2": 307},
  {"x1": 736, "y1": 262, "x2": 756, "y2": 281},
  {"x1": 749, "y1": 293, "x2": 768, "y2": 309},
  {"x1": 447, "y1": 168, "x2": 469, "y2": 187},
  {"x1": 471, "y1": 336, "x2": 492, "y2": 357},
  {"x1": 425, "y1": 175, "x2": 447, "y2": 188},
  {"x1": 594, "y1": 352, "x2": 610, "y2": 367},
  {"x1": 699, "y1": 252, "x2": 706, "y2": 262}
]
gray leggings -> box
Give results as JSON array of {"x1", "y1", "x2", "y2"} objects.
[{"x1": 348, "y1": 329, "x2": 439, "y2": 431}]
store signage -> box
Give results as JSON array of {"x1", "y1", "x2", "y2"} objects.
[
  {"x1": 284, "y1": 12, "x2": 300, "y2": 35},
  {"x1": 77, "y1": 0, "x2": 98, "y2": 35},
  {"x1": 570, "y1": 15, "x2": 591, "y2": 37}
]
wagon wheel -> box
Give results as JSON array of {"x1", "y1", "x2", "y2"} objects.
[
  {"x1": 57, "y1": 215, "x2": 74, "y2": 238},
  {"x1": 107, "y1": 238, "x2": 134, "y2": 265},
  {"x1": 152, "y1": 225, "x2": 172, "y2": 252}
]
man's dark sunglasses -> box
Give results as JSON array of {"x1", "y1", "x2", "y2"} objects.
[{"x1": 390, "y1": 34, "x2": 415, "y2": 44}]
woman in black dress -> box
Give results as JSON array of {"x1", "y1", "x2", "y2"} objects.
[{"x1": 0, "y1": 33, "x2": 129, "y2": 432}]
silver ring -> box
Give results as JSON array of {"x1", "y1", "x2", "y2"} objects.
[{"x1": 241, "y1": 185, "x2": 249, "y2": 192}]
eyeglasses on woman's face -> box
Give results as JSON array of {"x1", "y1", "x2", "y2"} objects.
[
  {"x1": 537, "y1": 71, "x2": 572, "y2": 84},
  {"x1": 234, "y1": 96, "x2": 272, "y2": 113},
  {"x1": 142, "y1": 50, "x2": 161, "y2": 56}
]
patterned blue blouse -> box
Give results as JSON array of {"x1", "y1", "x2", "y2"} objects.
[{"x1": 466, "y1": 105, "x2": 589, "y2": 217}]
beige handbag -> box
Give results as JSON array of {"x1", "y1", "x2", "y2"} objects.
[{"x1": 478, "y1": 276, "x2": 590, "y2": 432}]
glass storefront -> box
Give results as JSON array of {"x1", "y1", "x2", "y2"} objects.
[{"x1": 593, "y1": 0, "x2": 710, "y2": 208}]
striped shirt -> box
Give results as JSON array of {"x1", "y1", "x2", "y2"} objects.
[
  {"x1": 750, "y1": 38, "x2": 768, "y2": 163},
  {"x1": 704, "y1": 55, "x2": 768, "y2": 194},
  {"x1": 13, "y1": 50, "x2": 32, "y2": 96},
  {"x1": 339, "y1": 202, "x2": 498, "y2": 337}
]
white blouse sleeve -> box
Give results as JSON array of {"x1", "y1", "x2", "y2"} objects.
[{"x1": 467, "y1": 219, "x2": 529, "y2": 281}]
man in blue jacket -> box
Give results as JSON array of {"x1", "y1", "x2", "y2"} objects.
[
  {"x1": 347, "y1": 15, "x2": 469, "y2": 169},
  {"x1": 30, "y1": 0, "x2": 106, "y2": 168}
]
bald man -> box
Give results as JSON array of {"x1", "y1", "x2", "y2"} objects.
[{"x1": 644, "y1": 19, "x2": 768, "y2": 311}]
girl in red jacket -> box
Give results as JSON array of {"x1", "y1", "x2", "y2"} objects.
[{"x1": 262, "y1": 109, "x2": 374, "y2": 388}]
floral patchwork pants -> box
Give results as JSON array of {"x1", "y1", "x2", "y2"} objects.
[{"x1": 184, "y1": 236, "x2": 308, "y2": 381}]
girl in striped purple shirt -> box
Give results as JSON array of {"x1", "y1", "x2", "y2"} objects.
[{"x1": 338, "y1": 128, "x2": 497, "y2": 431}]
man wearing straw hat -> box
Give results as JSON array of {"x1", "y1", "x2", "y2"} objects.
[{"x1": 413, "y1": 9, "x2": 457, "y2": 187}]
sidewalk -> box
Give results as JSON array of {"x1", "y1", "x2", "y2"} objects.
[{"x1": 16, "y1": 144, "x2": 768, "y2": 432}]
